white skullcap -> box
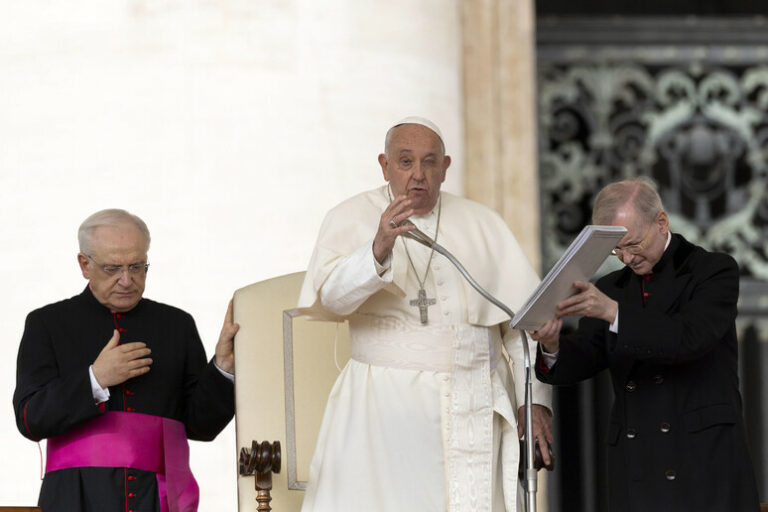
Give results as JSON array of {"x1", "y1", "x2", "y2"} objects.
[{"x1": 389, "y1": 116, "x2": 443, "y2": 142}]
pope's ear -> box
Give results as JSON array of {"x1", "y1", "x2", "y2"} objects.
[
  {"x1": 378, "y1": 153, "x2": 390, "y2": 181},
  {"x1": 77, "y1": 253, "x2": 90, "y2": 279},
  {"x1": 440, "y1": 155, "x2": 451, "y2": 182}
]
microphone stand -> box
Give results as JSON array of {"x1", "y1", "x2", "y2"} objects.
[{"x1": 402, "y1": 221, "x2": 538, "y2": 512}]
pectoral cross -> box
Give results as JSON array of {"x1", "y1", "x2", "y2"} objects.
[{"x1": 410, "y1": 287, "x2": 436, "y2": 324}]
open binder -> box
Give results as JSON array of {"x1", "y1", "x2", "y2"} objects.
[{"x1": 511, "y1": 225, "x2": 627, "y2": 331}]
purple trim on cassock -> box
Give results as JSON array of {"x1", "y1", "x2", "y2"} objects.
[{"x1": 46, "y1": 411, "x2": 199, "y2": 512}]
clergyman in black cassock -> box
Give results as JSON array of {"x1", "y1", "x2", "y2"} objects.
[
  {"x1": 13, "y1": 209, "x2": 239, "y2": 512},
  {"x1": 532, "y1": 178, "x2": 760, "y2": 512}
]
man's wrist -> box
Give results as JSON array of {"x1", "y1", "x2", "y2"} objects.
[
  {"x1": 214, "y1": 359, "x2": 234, "y2": 381},
  {"x1": 89, "y1": 365, "x2": 110, "y2": 404},
  {"x1": 373, "y1": 248, "x2": 391, "y2": 276},
  {"x1": 540, "y1": 342, "x2": 559, "y2": 354}
]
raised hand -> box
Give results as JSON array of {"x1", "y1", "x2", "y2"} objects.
[
  {"x1": 372, "y1": 195, "x2": 416, "y2": 264},
  {"x1": 214, "y1": 299, "x2": 239, "y2": 375}
]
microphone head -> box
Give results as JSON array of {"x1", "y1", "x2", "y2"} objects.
[{"x1": 400, "y1": 219, "x2": 435, "y2": 247}]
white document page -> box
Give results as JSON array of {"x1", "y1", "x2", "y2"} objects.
[{"x1": 511, "y1": 225, "x2": 627, "y2": 331}]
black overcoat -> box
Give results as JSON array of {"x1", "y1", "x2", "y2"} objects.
[
  {"x1": 536, "y1": 234, "x2": 759, "y2": 511},
  {"x1": 13, "y1": 287, "x2": 234, "y2": 512}
]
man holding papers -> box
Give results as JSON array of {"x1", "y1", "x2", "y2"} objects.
[{"x1": 532, "y1": 177, "x2": 759, "y2": 511}]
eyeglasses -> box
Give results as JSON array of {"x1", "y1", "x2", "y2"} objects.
[
  {"x1": 86, "y1": 254, "x2": 149, "y2": 277},
  {"x1": 611, "y1": 224, "x2": 654, "y2": 257}
]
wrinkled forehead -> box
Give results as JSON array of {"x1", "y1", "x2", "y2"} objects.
[
  {"x1": 90, "y1": 223, "x2": 149, "y2": 255},
  {"x1": 613, "y1": 206, "x2": 650, "y2": 238},
  {"x1": 387, "y1": 123, "x2": 444, "y2": 155}
]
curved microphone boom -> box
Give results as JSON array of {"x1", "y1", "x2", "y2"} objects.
[{"x1": 399, "y1": 218, "x2": 539, "y2": 512}]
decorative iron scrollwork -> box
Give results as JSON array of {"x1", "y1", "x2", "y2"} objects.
[{"x1": 538, "y1": 43, "x2": 768, "y2": 279}]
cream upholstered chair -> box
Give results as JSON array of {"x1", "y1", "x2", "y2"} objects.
[{"x1": 233, "y1": 272, "x2": 350, "y2": 511}]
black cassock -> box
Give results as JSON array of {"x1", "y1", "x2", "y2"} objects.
[
  {"x1": 536, "y1": 234, "x2": 760, "y2": 512},
  {"x1": 13, "y1": 287, "x2": 234, "y2": 512}
]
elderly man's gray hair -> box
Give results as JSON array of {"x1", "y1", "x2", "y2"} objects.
[
  {"x1": 592, "y1": 176, "x2": 664, "y2": 225},
  {"x1": 78, "y1": 209, "x2": 151, "y2": 254}
]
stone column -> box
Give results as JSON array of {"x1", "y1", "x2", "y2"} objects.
[
  {"x1": 462, "y1": 1, "x2": 548, "y2": 510},
  {"x1": 462, "y1": 0, "x2": 541, "y2": 271}
]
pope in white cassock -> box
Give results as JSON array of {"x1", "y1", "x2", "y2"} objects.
[{"x1": 297, "y1": 117, "x2": 554, "y2": 512}]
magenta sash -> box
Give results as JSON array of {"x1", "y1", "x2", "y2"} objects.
[{"x1": 46, "y1": 411, "x2": 199, "y2": 512}]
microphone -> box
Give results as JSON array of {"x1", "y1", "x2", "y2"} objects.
[{"x1": 400, "y1": 219, "x2": 437, "y2": 248}]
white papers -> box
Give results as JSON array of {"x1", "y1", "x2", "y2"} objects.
[{"x1": 511, "y1": 225, "x2": 627, "y2": 331}]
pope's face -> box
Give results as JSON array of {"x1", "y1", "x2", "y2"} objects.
[
  {"x1": 77, "y1": 223, "x2": 148, "y2": 312},
  {"x1": 378, "y1": 124, "x2": 450, "y2": 215}
]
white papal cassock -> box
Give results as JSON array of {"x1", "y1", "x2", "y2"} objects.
[{"x1": 297, "y1": 186, "x2": 551, "y2": 512}]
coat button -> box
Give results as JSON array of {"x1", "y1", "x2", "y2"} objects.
[
  {"x1": 660, "y1": 422, "x2": 671, "y2": 433},
  {"x1": 654, "y1": 374, "x2": 664, "y2": 385},
  {"x1": 665, "y1": 470, "x2": 676, "y2": 480},
  {"x1": 626, "y1": 428, "x2": 638, "y2": 439},
  {"x1": 625, "y1": 381, "x2": 637, "y2": 392}
]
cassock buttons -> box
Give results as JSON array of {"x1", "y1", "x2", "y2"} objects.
[
  {"x1": 660, "y1": 422, "x2": 671, "y2": 433},
  {"x1": 665, "y1": 470, "x2": 676, "y2": 481},
  {"x1": 626, "y1": 428, "x2": 638, "y2": 439},
  {"x1": 654, "y1": 374, "x2": 664, "y2": 385},
  {"x1": 625, "y1": 381, "x2": 637, "y2": 392}
]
